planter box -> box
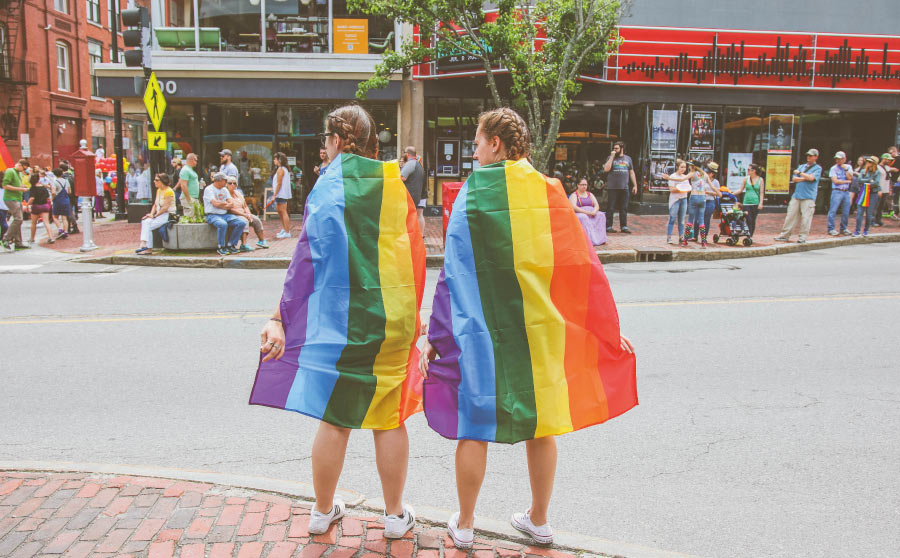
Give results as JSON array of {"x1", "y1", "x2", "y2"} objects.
[{"x1": 162, "y1": 223, "x2": 218, "y2": 250}]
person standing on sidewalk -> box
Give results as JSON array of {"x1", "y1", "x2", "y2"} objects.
[
  {"x1": 272, "y1": 152, "x2": 293, "y2": 238},
  {"x1": 253, "y1": 104, "x2": 425, "y2": 541},
  {"x1": 873, "y1": 152, "x2": 895, "y2": 227},
  {"x1": 420, "y1": 107, "x2": 636, "y2": 549},
  {"x1": 685, "y1": 161, "x2": 713, "y2": 248},
  {"x1": 662, "y1": 160, "x2": 693, "y2": 245},
  {"x1": 50, "y1": 168, "x2": 70, "y2": 239},
  {"x1": 176, "y1": 154, "x2": 201, "y2": 218},
  {"x1": 1, "y1": 159, "x2": 29, "y2": 251},
  {"x1": 400, "y1": 146, "x2": 426, "y2": 236},
  {"x1": 775, "y1": 148, "x2": 822, "y2": 244},
  {"x1": 854, "y1": 156, "x2": 883, "y2": 237},
  {"x1": 602, "y1": 141, "x2": 637, "y2": 234},
  {"x1": 701, "y1": 162, "x2": 722, "y2": 238},
  {"x1": 219, "y1": 149, "x2": 239, "y2": 183},
  {"x1": 826, "y1": 151, "x2": 853, "y2": 236},
  {"x1": 733, "y1": 163, "x2": 765, "y2": 238}
]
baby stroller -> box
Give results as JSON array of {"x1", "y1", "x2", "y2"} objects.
[{"x1": 713, "y1": 191, "x2": 753, "y2": 246}]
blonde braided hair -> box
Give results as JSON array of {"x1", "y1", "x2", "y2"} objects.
[
  {"x1": 326, "y1": 105, "x2": 378, "y2": 159},
  {"x1": 477, "y1": 107, "x2": 531, "y2": 161}
]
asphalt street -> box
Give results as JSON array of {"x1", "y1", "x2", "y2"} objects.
[{"x1": 1, "y1": 243, "x2": 899, "y2": 558}]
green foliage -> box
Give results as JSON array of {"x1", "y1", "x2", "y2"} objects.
[
  {"x1": 179, "y1": 200, "x2": 205, "y2": 224},
  {"x1": 349, "y1": 0, "x2": 627, "y2": 172}
]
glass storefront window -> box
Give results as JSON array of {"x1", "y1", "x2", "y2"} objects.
[{"x1": 162, "y1": 0, "x2": 392, "y2": 53}]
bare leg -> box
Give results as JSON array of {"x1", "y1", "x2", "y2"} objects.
[
  {"x1": 311, "y1": 422, "x2": 351, "y2": 514},
  {"x1": 29, "y1": 215, "x2": 38, "y2": 242},
  {"x1": 373, "y1": 424, "x2": 409, "y2": 516},
  {"x1": 417, "y1": 207, "x2": 425, "y2": 238},
  {"x1": 278, "y1": 203, "x2": 290, "y2": 233},
  {"x1": 456, "y1": 440, "x2": 488, "y2": 529},
  {"x1": 524, "y1": 436, "x2": 557, "y2": 526},
  {"x1": 42, "y1": 214, "x2": 55, "y2": 240}
]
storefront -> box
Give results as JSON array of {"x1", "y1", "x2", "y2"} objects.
[{"x1": 415, "y1": 25, "x2": 900, "y2": 210}]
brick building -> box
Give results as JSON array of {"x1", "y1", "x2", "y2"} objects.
[{"x1": 0, "y1": 0, "x2": 148, "y2": 168}]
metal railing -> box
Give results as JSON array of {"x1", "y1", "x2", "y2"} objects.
[{"x1": 0, "y1": 57, "x2": 38, "y2": 85}]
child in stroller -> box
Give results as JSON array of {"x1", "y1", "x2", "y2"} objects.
[{"x1": 714, "y1": 191, "x2": 754, "y2": 246}]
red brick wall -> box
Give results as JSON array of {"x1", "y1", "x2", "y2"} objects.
[{"x1": 3, "y1": 0, "x2": 148, "y2": 167}]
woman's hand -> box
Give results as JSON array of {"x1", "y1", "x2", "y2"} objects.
[
  {"x1": 418, "y1": 340, "x2": 437, "y2": 378},
  {"x1": 260, "y1": 319, "x2": 286, "y2": 362},
  {"x1": 758, "y1": 203, "x2": 764, "y2": 210},
  {"x1": 620, "y1": 333, "x2": 635, "y2": 355}
]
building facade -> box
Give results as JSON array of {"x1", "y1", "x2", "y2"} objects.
[{"x1": 0, "y1": 0, "x2": 149, "y2": 168}]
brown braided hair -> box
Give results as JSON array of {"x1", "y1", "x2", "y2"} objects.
[
  {"x1": 325, "y1": 105, "x2": 378, "y2": 159},
  {"x1": 477, "y1": 108, "x2": 530, "y2": 161}
]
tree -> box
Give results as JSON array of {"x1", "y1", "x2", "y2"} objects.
[{"x1": 350, "y1": 0, "x2": 629, "y2": 173}]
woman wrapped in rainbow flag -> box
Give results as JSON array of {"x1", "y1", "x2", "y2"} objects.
[{"x1": 420, "y1": 108, "x2": 638, "y2": 548}]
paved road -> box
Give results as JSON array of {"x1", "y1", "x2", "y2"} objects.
[{"x1": 1, "y1": 244, "x2": 898, "y2": 558}]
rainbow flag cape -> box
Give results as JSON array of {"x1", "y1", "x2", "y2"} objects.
[
  {"x1": 0, "y1": 136, "x2": 14, "y2": 172},
  {"x1": 249, "y1": 153, "x2": 426, "y2": 430},
  {"x1": 859, "y1": 183, "x2": 872, "y2": 207},
  {"x1": 425, "y1": 158, "x2": 637, "y2": 444}
]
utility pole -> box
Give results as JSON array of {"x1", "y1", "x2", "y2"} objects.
[{"x1": 111, "y1": 0, "x2": 127, "y2": 221}]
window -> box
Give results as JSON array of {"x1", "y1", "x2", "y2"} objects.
[
  {"x1": 87, "y1": 0, "x2": 101, "y2": 24},
  {"x1": 56, "y1": 41, "x2": 71, "y2": 92},
  {"x1": 89, "y1": 41, "x2": 103, "y2": 97},
  {"x1": 0, "y1": 24, "x2": 9, "y2": 81},
  {"x1": 54, "y1": 0, "x2": 68, "y2": 14}
]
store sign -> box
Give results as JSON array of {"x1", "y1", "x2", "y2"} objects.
[
  {"x1": 604, "y1": 27, "x2": 900, "y2": 92},
  {"x1": 333, "y1": 19, "x2": 368, "y2": 54},
  {"x1": 19, "y1": 134, "x2": 30, "y2": 158}
]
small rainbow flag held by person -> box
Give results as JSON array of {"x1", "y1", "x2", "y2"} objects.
[
  {"x1": 249, "y1": 153, "x2": 426, "y2": 430},
  {"x1": 859, "y1": 183, "x2": 872, "y2": 207},
  {"x1": 425, "y1": 158, "x2": 637, "y2": 444},
  {"x1": 0, "y1": 136, "x2": 15, "y2": 172}
]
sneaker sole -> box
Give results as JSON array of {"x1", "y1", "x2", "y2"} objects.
[
  {"x1": 447, "y1": 528, "x2": 473, "y2": 549},
  {"x1": 510, "y1": 515, "x2": 553, "y2": 545}
]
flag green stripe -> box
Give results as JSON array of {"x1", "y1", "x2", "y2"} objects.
[
  {"x1": 466, "y1": 162, "x2": 537, "y2": 443},
  {"x1": 323, "y1": 155, "x2": 387, "y2": 427}
]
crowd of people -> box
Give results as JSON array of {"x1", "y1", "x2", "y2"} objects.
[{"x1": 1, "y1": 159, "x2": 80, "y2": 252}]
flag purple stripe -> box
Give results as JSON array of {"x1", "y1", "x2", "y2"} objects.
[{"x1": 423, "y1": 270, "x2": 461, "y2": 438}]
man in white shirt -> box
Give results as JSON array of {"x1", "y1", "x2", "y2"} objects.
[{"x1": 204, "y1": 172, "x2": 246, "y2": 255}]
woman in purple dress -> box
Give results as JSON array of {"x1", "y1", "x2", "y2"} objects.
[{"x1": 569, "y1": 177, "x2": 606, "y2": 245}]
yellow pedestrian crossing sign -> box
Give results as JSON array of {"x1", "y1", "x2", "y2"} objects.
[
  {"x1": 148, "y1": 131, "x2": 167, "y2": 150},
  {"x1": 143, "y1": 72, "x2": 166, "y2": 132}
]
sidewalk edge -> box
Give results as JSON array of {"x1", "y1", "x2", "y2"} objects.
[{"x1": 0, "y1": 460, "x2": 363, "y2": 507}]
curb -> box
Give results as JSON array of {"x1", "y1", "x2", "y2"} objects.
[
  {"x1": 0, "y1": 460, "x2": 363, "y2": 507},
  {"x1": 68, "y1": 232, "x2": 900, "y2": 269},
  {"x1": 0, "y1": 460, "x2": 696, "y2": 558}
]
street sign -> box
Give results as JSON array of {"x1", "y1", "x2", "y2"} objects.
[
  {"x1": 143, "y1": 72, "x2": 166, "y2": 132},
  {"x1": 148, "y1": 131, "x2": 167, "y2": 151}
]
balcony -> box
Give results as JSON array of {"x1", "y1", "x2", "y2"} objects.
[{"x1": 0, "y1": 58, "x2": 38, "y2": 85}]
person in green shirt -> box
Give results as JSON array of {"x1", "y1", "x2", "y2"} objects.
[
  {"x1": 176, "y1": 153, "x2": 201, "y2": 218},
  {"x1": 2, "y1": 159, "x2": 30, "y2": 251}
]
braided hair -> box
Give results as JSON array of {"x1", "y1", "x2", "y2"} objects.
[
  {"x1": 477, "y1": 107, "x2": 530, "y2": 161},
  {"x1": 326, "y1": 105, "x2": 378, "y2": 159}
]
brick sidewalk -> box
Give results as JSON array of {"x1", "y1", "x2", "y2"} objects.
[
  {"x1": 39, "y1": 212, "x2": 900, "y2": 259},
  {"x1": 0, "y1": 471, "x2": 575, "y2": 558}
]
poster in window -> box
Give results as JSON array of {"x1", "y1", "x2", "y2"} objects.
[
  {"x1": 689, "y1": 111, "x2": 716, "y2": 151},
  {"x1": 767, "y1": 114, "x2": 794, "y2": 154},
  {"x1": 766, "y1": 154, "x2": 792, "y2": 194},
  {"x1": 651, "y1": 110, "x2": 678, "y2": 151},
  {"x1": 727, "y1": 153, "x2": 753, "y2": 191},
  {"x1": 688, "y1": 151, "x2": 714, "y2": 169},
  {"x1": 437, "y1": 139, "x2": 459, "y2": 176},
  {"x1": 333, "y1": 19, "x2": 369, "y2": 54},
  {"x1": 277, "y1": 107, "x2": 292, "y2": 135},
  {"x1": 649, "y1": 151, "x2": 677, "y2": 192}
]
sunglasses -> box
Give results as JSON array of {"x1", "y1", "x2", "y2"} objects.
[{"x1": 318, "y1": 131, "x2": 336, "y2": 145}]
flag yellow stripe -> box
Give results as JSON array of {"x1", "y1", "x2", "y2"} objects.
[
  {"x1": 504, "y1": 160, "x2": 573, "y2": 438},
  {"x1": 361, "y1": 162, "x2": 418, "y2": 429}
]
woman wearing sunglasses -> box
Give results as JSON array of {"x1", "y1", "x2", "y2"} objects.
[{"x1": 135, "y1": 174, "x2": 175, "y2": 255}]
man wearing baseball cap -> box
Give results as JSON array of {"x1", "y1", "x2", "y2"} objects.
[
  {"x1": 204, "y1": 171, "x2": 246, "y2": 255},
  {"x1": 826, "y1": 151, "x2": 853, "y2": 235},
  {"x1": 873, "y1": 152, "x2": 896, "y2": 226},
  {"x1": 775, "y1": 148, "x2": 821, "y2": 243},
  {"x1": 219, "y1": 149, "x2": 239, "y2": 183}
]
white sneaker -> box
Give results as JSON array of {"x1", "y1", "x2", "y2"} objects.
[
  {"x1": 276, "y1": 230, "x2": 292, "y2": 239},
  {"x1": 308, "y1": 499, "x2": 345, "y2": 534},
  {"x1": 383, "y1": 503, "x2": 415, "y2": 539},
  {"x1": 511, "y1": 510, "x2": 553, "y2": 545},
  {"x1": 447, "y1": 512, "x2": 474, "y2": 549}
]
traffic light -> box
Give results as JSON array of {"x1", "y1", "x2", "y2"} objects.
[{"x1": 121, "y1": 7, "x2": 151, "y2": 70}]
